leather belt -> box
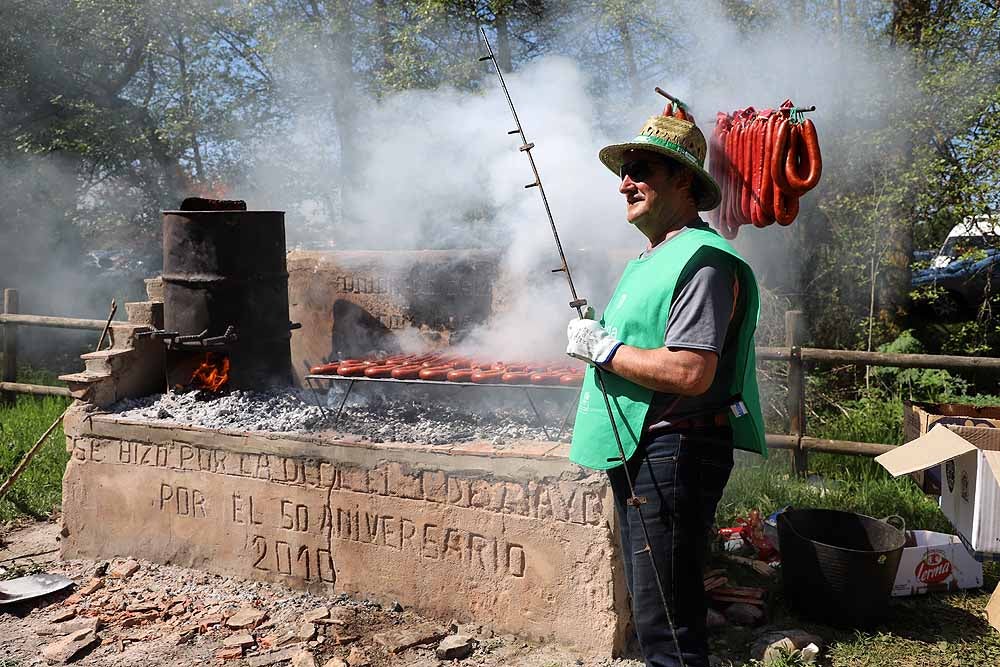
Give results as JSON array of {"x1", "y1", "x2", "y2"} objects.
[{"x1": 666, "y1": 412, "x2": 730, "y2": 430}]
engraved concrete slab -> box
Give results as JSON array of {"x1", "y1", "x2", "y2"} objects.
[{"x1": 61, "y1": 409, "x2": 626, "y2": 655}]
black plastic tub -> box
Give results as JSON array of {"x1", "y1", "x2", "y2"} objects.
[{"x1": 778, "y1": 508, "x2": 905, "y2": 627}]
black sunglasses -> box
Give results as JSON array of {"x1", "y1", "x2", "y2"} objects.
[{"x1": 619, "y1": 159, "x2": 666, "y2": 183}]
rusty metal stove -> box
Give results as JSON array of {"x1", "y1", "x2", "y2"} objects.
[{"x1": 151, "y1": 199, "x2": 296, "y2": 390}]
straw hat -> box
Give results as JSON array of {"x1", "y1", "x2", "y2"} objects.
[{"x1": 598, "y1": 114, "x2": 721, "y2": 211}]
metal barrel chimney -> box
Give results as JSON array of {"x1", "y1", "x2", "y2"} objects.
[{"x1": 162, "y1": 206, "x2": 293, "y2": 388}]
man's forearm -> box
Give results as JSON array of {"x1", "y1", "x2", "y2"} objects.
[{"x1": 603, "y1": 344, "x2": 717, "y2": 396}]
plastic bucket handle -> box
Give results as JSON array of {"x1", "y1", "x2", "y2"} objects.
[{"x1": 882, "y1": 514, "x2": 906, "y2": 534}]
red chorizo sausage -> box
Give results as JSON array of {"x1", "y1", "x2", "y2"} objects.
[
  {"x1": 774, "y1": 187, "x2": 800, "y2": 226},
  {"x1": 750, "y1": 117, "x2": 764, "y2": 227},
  {"x1": 471, "y1": 370, "x2": 504, "y2": 383},
  {"x1": 390, "y1": 365, "x2": 423, "y2": 379},
  {"x1": 725, "y1": 118, "x2": 739, "y2": 229},
  {"x1": 364, "y1": 365, "x2": 396, "y2": 378},
  {"x1": 741, "y1": 115, "x2": 754, "y2": 224},
  {"x1": 382, "y1": 354, "x2": 412, "y2": 365},
  {"x1": 336, "y1": 364, "x2": 369, "y2": 377},
  {"x1": 419, "y1": 367, "x2": 452, "y2": 381},
  {"x1": 784, "y1": 119, "x2": 822, "y2": 192},
  {"x1": 759, "y1": 114, "x2": 778, "y2": 225},
  {"x1": 501, "y1": 372, "x2": 533, "y2": 384},
  {"x1": 732, "y1": 122, "x2": 745, "y2": 225},
  {"x1": 530, "y1": 372, "x2": 563, "y2": 385},
  {"x1": 559, "y1": 373, "x2": 584, "y2": 386},
  {"x1": 771, "y1": 119, "x2": 807, "y2": 196},
  {"x1": 309, "y1": 362, "x2": 341, "y2": 375},
  {"x1": 446, "y1": 369, "x2": 476, "y2": 382}
]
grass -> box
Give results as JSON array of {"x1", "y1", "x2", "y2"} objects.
[{"x1": 0, "y1": 392, "x2": 70, "y2": 523}]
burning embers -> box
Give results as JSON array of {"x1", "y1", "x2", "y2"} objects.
[{"x1": 189, "y1": 352, "x2": 230, "y2": 392}]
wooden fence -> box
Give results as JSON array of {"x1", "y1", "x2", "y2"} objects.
[
  {"x1": 1, "y1": 288, "x2": 104, "y2": 400},
  {"x1": 2, "y1": 287, "x2": 998, "y2": 472},
  {"x1": 762, "y1": 311, "x2": 1000, "y2": 474}
]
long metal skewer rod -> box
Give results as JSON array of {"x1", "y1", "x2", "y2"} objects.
[{"x1": 478, "y1": 27, "x2": 686, "y2": 666}]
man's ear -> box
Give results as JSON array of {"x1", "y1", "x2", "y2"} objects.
[{"x1": 676, "y1": 169, "x2": 695, "y2": 193}]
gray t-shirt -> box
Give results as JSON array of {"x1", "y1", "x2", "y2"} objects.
[{"x1": 638, "y1": 223, "x2": 746, "y2": 435}]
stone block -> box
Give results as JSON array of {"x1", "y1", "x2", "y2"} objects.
[
  {"x1": 108, "y1": 323, "x2": 152, "y2": 351},
  {"x1": 125, "y1": 301, "x2": 164, "y2": 329}
]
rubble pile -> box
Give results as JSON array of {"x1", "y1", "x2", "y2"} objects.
[{"x1": 11, "y1": 553, "x2": 495, "y2": 667}]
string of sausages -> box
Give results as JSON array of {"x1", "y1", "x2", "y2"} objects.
[
  {"x1": 708, "y1": 100, "x2": 822, "y2": 239},
  {"x1": 309, "y1": 354, "x2": 585, "y2": 386}
]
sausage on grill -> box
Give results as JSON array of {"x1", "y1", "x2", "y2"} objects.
[
  {"x1": 471, "y1": 370, "x2": 503, "y2": 383},
  {"x1": 419, "y1": 367, "x2": 452, "y2": 381},
  {"x1": 559, "y1": 373, "x2": 584, "y2": 386},
  {"x1": 501, "y1": 372, "x2": 533, "y2": 384},
  {"x1": 309, "y1": 362, "x2": 341, "y2": 375},
  {"x1": 446, "y1": 369, "x2": 476, "y2": 382},
  {"x1": 390, "y1": 365, "x2": 424, "y2": 380}
]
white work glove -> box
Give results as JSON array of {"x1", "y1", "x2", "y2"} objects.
[{"x1": 566, "y1": 317, "x2": 622, "y2": 366}]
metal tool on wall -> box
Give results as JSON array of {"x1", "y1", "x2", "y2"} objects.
[{"x1": 477, "y1": 27, "x2": 687, "y2": 665}]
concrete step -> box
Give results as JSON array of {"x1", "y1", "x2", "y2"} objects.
[
  {"x1": 58, "y1": 370, "x2": 112, "y2": 384},
  {"x1": 125, "y1": 301, "x2": 163, "y2": 329},
  {"x1": 79, "y1": 349, "x2": 132, "y2": 375},
  {"x1": 59, "y1": 370, "x2": 114, "y2": 400},
  {"x1": 109, "y1": 322, "x2": 152, "y2": 350}
]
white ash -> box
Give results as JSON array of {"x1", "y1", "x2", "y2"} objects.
[
  {"x1": 112, "y1": 389, "x2": 328, "y2": 432},
  {"x1": 111, "y1": 384, "x2": 572, "y2": 443}
]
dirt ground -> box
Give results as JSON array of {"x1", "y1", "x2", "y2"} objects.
[{"x1": 0, "y1": 520, "x2": 641, "y2": 667}]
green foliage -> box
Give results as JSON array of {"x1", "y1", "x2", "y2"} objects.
[
  {"x1": 868, "y1": 331, "x2": 971, "y2": 401},
  {"x1": 810, "y1": 393, "x2": 905, "y2": 446}
]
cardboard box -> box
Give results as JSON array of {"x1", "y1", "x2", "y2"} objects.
[
  {"x1": 988, "y1": 585, "x2": 1000, "y2": 632},
  {"x1": 891, "y1": 530, "x2": 983, "y2": 596},
  {"x1": 903, "y1": 402, "x2": 1000, "y2": 495},
  {"x1": 876, "y1": 424, "x2": 1000, "y2": 560}
]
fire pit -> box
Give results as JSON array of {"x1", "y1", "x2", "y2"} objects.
[{"x1": 57, "y1": 201, "x2": 628, "y2": 656}]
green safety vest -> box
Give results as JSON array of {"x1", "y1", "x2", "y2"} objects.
[{"x1": 569, "y1": 227, "x2": 767, "y2": 470}]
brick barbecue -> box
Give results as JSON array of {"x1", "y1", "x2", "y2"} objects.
[{"x1": 56, "y1": 204, "x2": 628, "y2": 656}]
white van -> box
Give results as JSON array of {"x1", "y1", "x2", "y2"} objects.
[{"x1": 931, "y1": 214, "x2": 1000, "y2": 268}]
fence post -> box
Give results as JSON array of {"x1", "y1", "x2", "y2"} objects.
[
  {"x1": 2, "y1": 288, "x2": 19, "y2": 404},
  {"x1": 785, "y1": 310, "x2": 807, "y2": 476}
]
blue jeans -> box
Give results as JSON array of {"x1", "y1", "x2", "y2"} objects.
[{"x1": 607, "y1": 429, "x2": 734, "y2": 667}]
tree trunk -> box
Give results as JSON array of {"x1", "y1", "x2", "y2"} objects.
[
  {"x1": 374, "y1": 0, "x2": 393, "y2": 83},
  {"x1": 175, "y1": 33, "x2": 204, "y2": 181},
  {"x1": 616, "y1": 13, "x2": 641, "y2": 102},
  {"x1": 495, "y1": 10, "x2": 513, "y2": 73}
]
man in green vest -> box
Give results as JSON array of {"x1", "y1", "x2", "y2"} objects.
[{"x1": 565, "y1": 111, "x2": 766, "y2": 667}]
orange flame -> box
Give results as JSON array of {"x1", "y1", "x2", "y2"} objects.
[
  {"x1": 190, "y1": 352, "x2": 230, "y2": 392},
  {"x1": 191, "y1": 179, "x2": 230, "y2": 200}
]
